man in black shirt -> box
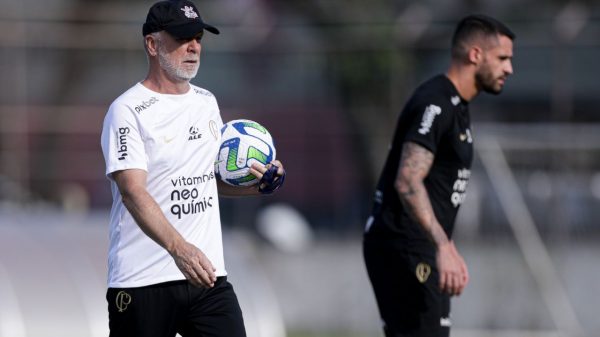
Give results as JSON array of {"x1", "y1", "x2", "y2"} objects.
[{"x1": 363, "y1": 15, "x2": 515, "y2": 337}]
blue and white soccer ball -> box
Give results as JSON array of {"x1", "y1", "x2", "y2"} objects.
[{"x1": 215, "y1": 119, "x2": 276, "y2": 186}]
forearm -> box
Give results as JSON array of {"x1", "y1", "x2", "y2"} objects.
[
  {"x1": 396, "y1": 180, "x2": 449, "y2": 247},
  {"x1": 395, "y1": 142, "x2": 449, "y2": 247},
  {"x1": 216, "y1": 179, "x2": 260, "y2": 197},
  {"x1": 121, "y1": 184, "x2": 184, "y2": 253}
]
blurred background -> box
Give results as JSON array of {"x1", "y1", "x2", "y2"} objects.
[{"x1": 1, "y1": 0, "x2": 599, "y2": 336}]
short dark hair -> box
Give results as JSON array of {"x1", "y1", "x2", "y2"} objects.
[{"x1": 451, "y1": 14, "x2": 515, "y2": 59}]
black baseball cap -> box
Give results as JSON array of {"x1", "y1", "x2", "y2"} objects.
[{"x1": 142, "y1": 0, "x2": 220, "y2": 39}]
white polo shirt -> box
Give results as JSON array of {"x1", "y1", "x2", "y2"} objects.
[{"x1": 101, "y1": 82, "x2": 226, "y2": 288}]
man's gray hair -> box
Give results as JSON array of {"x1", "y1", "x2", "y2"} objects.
[{"x1": 143, "y1": 31, "x2": 163, "y2": 62}]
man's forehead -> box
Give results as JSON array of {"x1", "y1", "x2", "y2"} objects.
[
  {"x1": 482, "y1": 34, "x2": 512, "y2": 51},
  {"x1": 493, "y1": 35, "x2": 514, "y2": 53}
]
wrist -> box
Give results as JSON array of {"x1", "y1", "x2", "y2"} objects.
[
  {"x1": 431, "y1": 227, "x2": 450, "y2": 249},
  {"x1": 165, "y1": 235, "x2": 185, "y2": 256}
]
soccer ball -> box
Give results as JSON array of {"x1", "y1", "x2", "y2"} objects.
[{"x1": 215, "y1": 119, "x2": 276, "y2": 186}]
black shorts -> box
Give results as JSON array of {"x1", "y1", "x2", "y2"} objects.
[
  {"x1": 363, "y1": 235, "x2": 450, "y2": 337},
  {"x1": 107, "y1": 276, "x2": 246, "y2": 337}
]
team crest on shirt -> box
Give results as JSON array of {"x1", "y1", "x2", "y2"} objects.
[
  {"x1": 209, "y1": 120, "x2": 219, "y2": 140},
  {"x1": 415, "y1": 262, "x2": 431, "y2": 283}
]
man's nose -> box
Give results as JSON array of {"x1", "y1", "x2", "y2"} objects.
[
  {"x1": 505, "y1": 61, "x2": 513, "y2": 75},
  {"x1": 188, "y1": 39, "x2": 201, "y2": 53}
]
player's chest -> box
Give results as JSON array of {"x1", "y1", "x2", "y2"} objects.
[
  {"x1": 440, "y1": 118, "x2": 473, "y2": 167},
  {"x1": 144, "y1": 110, "x2": 222, "y2": 167}
]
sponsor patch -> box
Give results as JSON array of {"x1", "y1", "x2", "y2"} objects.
[
  {"x1": 418, "y1": 105, "x2": 442, "y2": 135},
  {"x1": 117, "y1": 127, "x2": 130, "y2": 161}
]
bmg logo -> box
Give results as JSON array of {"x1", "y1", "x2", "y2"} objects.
[{"x1": 117, "y1": 127, "x2": 130, "y2": 161}]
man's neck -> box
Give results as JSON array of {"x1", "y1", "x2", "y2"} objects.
[
  {"x1": 445, "y1": 64, "x2": 479, "y2": 102},
  {"x1": 142, "y1": 71, "x2": 191, "y2": 95}
]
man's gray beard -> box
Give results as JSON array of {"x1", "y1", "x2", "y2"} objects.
[{"x1": 157, "y1": 46, "x2": 199, "y2": 81}]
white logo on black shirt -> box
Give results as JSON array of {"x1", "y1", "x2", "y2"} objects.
[
  {"x1": 451, "y1": 96, "x2": 460, "y2": 106},
  {"x1": 418, "y1": 105, "x2": 442, "y2": 135},
  {"x1": 440, "y1": 317, "x2": 452, "y2": 327},
  {"x1": 459, "y1": 129, "x2": 473, "y2": 143},
  {"x1": 451, "y1": 168, "x2": 471, "y2": 207}
]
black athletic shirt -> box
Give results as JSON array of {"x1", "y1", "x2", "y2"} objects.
[{"x1": 366, "y1": 75, "x2": 473, "y2": 255}]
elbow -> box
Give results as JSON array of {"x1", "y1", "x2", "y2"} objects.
[
  {"x1": 119, "y1": 188, "x2": 134, "y2": 207},
  {"x1": 395, "y1": 169, "x2": 422, "y2": 202},
  {"x1": 394, "y1": 176, "x2": 411, "y2": 198},
  {"x1": 118, "y1": 184, "x2": 142, "y2": 207},
  {"x1": 112, "y1": 169, "x2": 148, "y2": 208}
]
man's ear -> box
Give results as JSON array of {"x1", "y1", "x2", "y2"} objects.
[
  {"x1": 145, "y1": 35, "x2": 158, "y2": 57},
  {"x1": 467, "y1": 46, "x2": 483, "y2": 65}
]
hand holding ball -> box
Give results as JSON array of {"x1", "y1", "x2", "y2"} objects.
[{"x1": 215, "y1": 119, "x2": 277, "y2": 187}]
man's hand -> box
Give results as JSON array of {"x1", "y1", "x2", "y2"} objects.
[
  {"x1": 436, "y1": 241, "x2": 469, "y2": 296},
  {"x1": 170, "y1": 241, "x2": 217, "y2": 288},
  {"x1": 249, "y1": 160, "x2": 286, "y2": 194}
]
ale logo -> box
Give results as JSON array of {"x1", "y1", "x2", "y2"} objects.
[{"x1": 188, "y1": 126, "x2": 202, "y2": 141}]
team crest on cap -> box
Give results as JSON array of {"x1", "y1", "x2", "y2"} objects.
[{"x1": 181, "y1": 6, "x2": 198, "y2": 19}]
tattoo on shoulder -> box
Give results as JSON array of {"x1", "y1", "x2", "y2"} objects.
[{"x1": 400, "y1": 142, "x2": 434, "y2": 174}]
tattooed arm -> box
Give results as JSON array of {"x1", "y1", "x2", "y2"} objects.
[
  {"x1": 395, "y1": 141, "x2": 469, "y2": 295},
  {"x1": 394, "y1": 142, "x2": 448, "y2": 246}
]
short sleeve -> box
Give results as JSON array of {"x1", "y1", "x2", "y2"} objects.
[
  {"x1": 100, "y1": 103, "x2": 148, "y2": 178},
  {"x1": 404, "y1": 98, "x2": 453, "y2": 154}
]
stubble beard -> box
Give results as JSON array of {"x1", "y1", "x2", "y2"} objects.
[
  {"x1": 157, "y1": 44, "x2": 199, "y2": 81},
  {"x1": 476, "y1": 63, "x2": 503, "y2": 95}
]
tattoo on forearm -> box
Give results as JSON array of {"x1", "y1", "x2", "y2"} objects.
[{"x1": 396, "y1": 142, "x2": 448, "y2": 245}]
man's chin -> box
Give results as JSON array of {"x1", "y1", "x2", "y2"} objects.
[
  {"x1": 483, "y1": 85, "x2": 503, "y2": 95},
  {"x1": 177, "y1": 70, "x2": 199, "y2": 81},
  {"x1": 185, "y1": 69, "x2": 199, "y2": 80}
]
